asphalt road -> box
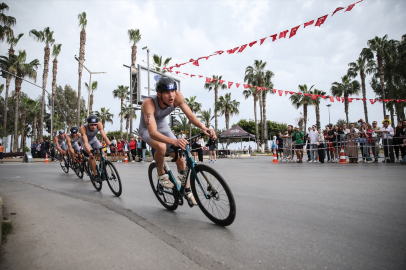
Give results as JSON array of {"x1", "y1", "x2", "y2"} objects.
[{"x1": 0, "y1": 158, "x2": 405, "y2": 269}]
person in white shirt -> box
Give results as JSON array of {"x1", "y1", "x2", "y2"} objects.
[
  {"x1": 177, "y1": 130, "x2": 187, "y2": 139},
  {"x1": 308, "y1": 125, "x2": 319, "y2": 162},
  {"x1": 376, "y1": 119, "x2": 394, "y2": 163},
  {"x1": 350, "y1": 123, "x2": 359, "y2": 133}
]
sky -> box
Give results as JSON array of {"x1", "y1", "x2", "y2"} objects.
[{"x1": 1, "y1": 0, "x2": 406, "y2": 150}]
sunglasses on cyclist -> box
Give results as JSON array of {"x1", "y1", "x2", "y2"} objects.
[{"x1": 89, "y1": 124, "x2": 97, "y2": 127}]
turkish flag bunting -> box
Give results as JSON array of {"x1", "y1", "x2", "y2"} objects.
[
  {"x1": 206, "y1": 77, "x2": 211, "y2": 83},
  {"x1": 175, "y1": 64, "x2": 180, "y2": 68},
  {"x1": 356, "y1": 98, "x2": 360, "y2": 100},
  {"x1": 397, "y1": 100, "x2": 400, "y2": 103},
  {"x1": 379, "y1": 99, "x2": 383, "y2": 102},
  {"x1": 285, "y1": 91, "x2": 289, "y2": 96},
  {"x1": 228, "y1": 82, "x2": 233, "y2": 89},
  {"x1": 289, "y1": 25, "x2": 300, "y2": 38},
  {"x1": 169, "y1": 66, "x2": 174, "y2": 70},
  {"x1": 198, "y1": 75, "x2": 203, "y2": 78},
  {"x1": 304, "y1": 93, "x2": 310, "y2": 96},
  {"x1": 322, "y1": 95, "x2": 327, "y2": 99},
  {"x1": 289, "y1": 91, "x2": 295, "y2": 95},
  {"x1": 362, "y1": 98, "x2": 366, "y2": 101},
  {"x1": 257, "y1": 87, "x2": 261, "y2": 92},
  {"x1": 190, "y1": 74, "x2": 195, "y2": 77},
  {"x1": 332, "y1": 7, "x2": 344, "y2": 16},
  {"x1": 189, "y1": 59, "x2": 194, "y2": 62},
  {"x1": 215, "y1": 50, "x2": 224, "y2": 55},
  {"x1": 345, "y1": 4, "x2": 355, "y2": 12},
  {"x1": 297, "y1": 93, "x2": 302, "y2": 95},
  {"x1": 369, "y1": 99, "x2": 376, "y2": 104},
  {"x1": 330, "y1": 96, "x2": 334, "y2": 102},
  {"x1": 236, "y1": 83, "x2": 240, "y2": 88},
  {"x1": 278, "y1": 90, "x2": 283, "y2": 96},
  {"x1": 348, "y1": 98, "x2": 353, "y2": 103},
  {"x1": 237, "y1": 44, "x2": 248, "y2": 53},
  {"x1": 336, "y1": 97, "x2": 341, "y2": 102},
  {"x1": 341, "y1": 97, "x2": 345, "y2": 103},
  {"x1": 384, "y1": 99, "x2": 388, "y2": 102},
  {"x1": 219, "y1": 80, "x2": 225, "y2": 84},
  {"x1": 212, "y1": 79, "x2": 217, "y2": 81},
  {"x1": 243, "y1": 84, "x2": 248, "y2": 89},
  {"x1": 263, "y1": 87, "x2": 267, "y2": 90},
  {"x1": 192, "y1": 60, "x2": 199, "y2": 66},
  {"x1": 279, "y1": 30, "x2": 289, "y2": 39},
  {"x1": 249, "y1": 41, "x2": 257, "y2": 47},
  {"x1": 175, "y1": 71, "x2": 180, "y2": 74},
  {"x1": 183, "y1": 73, "x2": 188, "y2": 76},
  {"x1": 270, "y1": 34, "x2": 277, "y2": 41},
  {"x1": 315, "y1": 15, "x2": 328, "y2": 27},
  {"x1": 311, "y1": 94, "x2": 316, "y2": 100},
  {"x1": 389, "y1": 99, "x2": 393, "y2": 101},
  {"x1": 260, "y1": 37, "x2": 267, "y2": 45},
  {"x1": 304, "y1": 20, "x2": 314, "y2": 28},
  {"x1": 227, "y1": 47, "x2": 239, "y2": 54}
]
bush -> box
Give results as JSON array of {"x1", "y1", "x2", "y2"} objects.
[
  {"x1": 23, "y1": 146, "x2": 30, "y2": 152},
  {"x1": 2, "y1": 220, "x2": 13, "y2": 244}
]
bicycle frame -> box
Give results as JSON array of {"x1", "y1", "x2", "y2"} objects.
[{"x1": 94, "y1": 149, "x2": 107, "y2": 179}]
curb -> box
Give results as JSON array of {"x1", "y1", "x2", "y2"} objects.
[{"x1": 0, "y1": 197, "x2": 3, "y2": 245}]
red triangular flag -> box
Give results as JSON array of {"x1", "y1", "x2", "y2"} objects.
[
  {"x1": 278, "y1": 90, "x2": 283, "y2": 96},
  {"x1": 345, "y1": 4, "x2": 355, "y2": 12},
  {"x1": 285, "y1": 91, "x2": 289, "y2": 96},
  {"x1": 304, "y1": 93, "x2": 310, "y2": 96},
  {"x1": 228, "y1": 82, "x2": 233, "y2": 89},
  {"x1": 206, "y1": 77, "x2": 211, "y2": 83},
  {"x1": 379, "y1": 99, "x2": 383, "y2": 102},
  {"x1": 237, "y1": 44, "x2": 248, "y2": 53},
  {"x1": 330, "y1": 96, "x2": 334, "y2": 102},
  {"x1": 190, "y1": 74, "x2": 195, "y2": 77},
  {"x1": 189, "y1": 59, "x2": 194, "y2": 62},
  {"x1": 260, "y1": 37, "x2": 267, "y2": 45},
  {"x1": 243, "y1": 84, "x2": 248, "y2": 89},
  {"x1": 270, "y1": 34, "x2": 277, "y2": 41},
  {"x1": 384, "y1": 99, "x2": 388, "y2": 103},
  {"x1": 396, "y1": 100, "x2": 400, "y2": 104},
  {"x1": 362, "y1": 98, "x2": 366, "y2": 101},
  {"x1": 348, "y1": 98, "x2": 353, "y2": 103},
  {"x1": 175, "y1": 71, "x2": 180, "y2": 74},
  {"x1": 227, "y1": 47, "x2": 239, "y2": 54},
  {"x1": 322, "y1": 95, "x2": 327, "y2": 99},
  {"x1": 304, "y1": 20, "x2": 314, "y2": 28},
  {"x1": 215, "y1": 50, "x2": 224, "y2": 55},
  {"x1": 336, "y1": 97, "x2": 341, "y2": 101},
  {"x1": 257, "y1": 87, "x2": 261, "y2": 92},
  {"x1": 332, "y1": 7, "x2": 344, "y2": 16},
  {"x1": 289, "y1": 26, "x2": 300, "y2": 38},
  {"x1": 297, "y1": 92, "x2": 302, "y2": 95},
  {"x1": 183, "y1": 73, "x2": 188, "y2": 76},
  {"x1": 263, "y1": 87, "x2": 267, "y2": 91},
  {"x1": 236, "y1": 83, "x2": 240, "y2": 88},
  {"x1": 198, "y1": 75, "x2": 203, "y2": 78},
  {"x1": 289, "y1": 91, "x2": 295, "y2": 95},
  {"x1": 219, "y1": 80, "x2": 225, "y2": 84},
  {"x1": 175, "y1": 64, "x2": 180, "y2": 68},
  {"x1": 315, "y1": 15, "x2": 328, "y2": 27},
  {"x1": 279, "y1": 30, "x2": 289, "y2": 39},
  {"x1": 192, "y1": 60, "x2": 199, "y2": 66},
  {"x1": 341, "y1": 97, "x2": 345, "y2": 103},
  {"x1": 369, "y1": 99, "x2": 376, "y2": 104},
  {"x1": 249, "y1": 41, "x2": 257, "y2": 47},
  {"x1": 311, "y1": 94, "x2": 316, "y2": 100}
]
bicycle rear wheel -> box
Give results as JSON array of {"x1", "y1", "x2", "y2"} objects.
[
  {"x1": 104, "y1": 160, "x2": 122, "y2": 196},
  {"x1": 60, "y1": 156, "x2": 69, "y2": 173},
  {"x1": 190, "y1": 164, "x2": 236, "y2": 226},
  {"x1": 86, "y1": 160, "x2": 102, "y2": 191},
  {"x1": 148, "y1": 162, "x2": 178, "y2": 211},
  {"x1": 72, "y1": 159, "x2": 83, "y2": 179}
]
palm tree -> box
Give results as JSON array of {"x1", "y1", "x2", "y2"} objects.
[
  {"x1": 6, "y1": 32, "x2": 23, "y2": 55},
  {"x1": 77, "y1": 12, "x2": 87, "y2": 127},
  {"x1": 331, "y1": 75, "x2": 361, "y2": 125},
  {"x1": 215, "y1": 93, "x2": 240, "y2": 147},
  {"x1": 174, "y1": 115, "x2": 190, "y2": 133},
  {"x1": 185, "y1": 96, "x2": 202, "y2": 137},
  {"x1": 348, "y1": 50, "x2": 375, "y2": 123},
  {"x1": 0, "y1": 53, "x2": 16, "y2": 141},
  {"x1": 84, "y1": 81, "x2": 98, "y2": 114},
  {"x1": 0, "y1": 3, "x2": 16, "y2": 42},
  {"x1": 289, "y1": 84, "x2": 314, "y2": 134},
  {"x1": 94, "y1": 107, "x2": 114, "y2": 129},
  {"x1": 112, "y1": 85, "x2": 130, "y2": 138},
  {"x1": 262, "y1": 70, "x2": 275, "y2": 148},
  {"x1": 28, "y1": 99, "x2": 41, "y2": 142},
  {"x1": 242, "y1": 87, "x2": 259, "y2": 149},
  {"x1": 29, "y1": 27, "x2": 55, "y2": 140},
  {"x1": 198, "y1": 108, "x2": 217, "y2": 129},
  {"x1": 51, "y1": 43, "x2": 62, "y2": 137},
  {"x1": 9, "y1": 50, "x2": 40, "y2": 151},
  {"x1": 19, "y1": 97, "x2": 34, "y2": 149},
  {"x1": 152, "y1": 54, "x2": 172, "y2": 73},
  {"x1": 203, "y1": 75, "x2": 227, "y2": 134},
  {"x1": 120, "y1": 104, "x2": 136, "y2": 140},
  {"x1": 128, "y1": 29, "x2": 141, "y2": 67},
  {"x1": 310, "y1": 89, "x2": 327, "y2": 130}
]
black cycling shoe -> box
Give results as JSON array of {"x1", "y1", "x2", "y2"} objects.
[{"x1": 94, "y1": 175, "x2": 102, "y2": 182}]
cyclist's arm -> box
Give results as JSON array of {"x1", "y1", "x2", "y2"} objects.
[
  {"x1": 80, "y1": 125, "x2": 91, "y2": 153},
  {"x1": 141, "y1": 98, "x2": 177, "y2": 145},
  {"x1": 66, "y1": 135, "x2": 74, "y2": 153},
  {"x1": 98, "y1": 122, "x2": 111, "y2": 146},
  {"x1": 54, "y1": 136, "x2": 63, "y2": 152}
]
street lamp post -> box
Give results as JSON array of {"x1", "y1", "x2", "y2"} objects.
[
  {"x1": 74, "y1": 56, "x2": 106, "y2": 117},
  {"x1": 142, "y1": 46, "x2": 150, "y2": 96},
  {"x1": 123, "y1": 64, "x2": 137, "y2": 138},
  {"x1": 326, "y1": 104, "x2": 331, "y2": 125}
]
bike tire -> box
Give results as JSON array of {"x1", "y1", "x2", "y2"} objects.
[
  {"x1": 104, "y1": 160, "x2": 122, "y2": 196},
  {"x1": 60, "y1": 156, "x2": 69, "y2": 173},
  {"x1": 87, "y1": 160, "x2": 102, "y2": 191},
  {"x1": 73, "y1": 160, "x2": 84, "y2": 179},
  {"x1": 190, "y1": 164, "x2": 236, "y2": 226},
  {"x1": 148, "y1": 162, "x2": 178, "y2": 211}
]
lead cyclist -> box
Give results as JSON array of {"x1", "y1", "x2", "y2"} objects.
[{"x1": 139, "y1": 76, "x2": 216, "y2": 205}]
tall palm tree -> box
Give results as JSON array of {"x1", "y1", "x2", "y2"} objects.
[
  {"x1": 0, "y1": 53, "x2": 16, "y2": 141},
  {"x1": 197, "y1": 108, "x2": 217, "y2": 129},
  {"x1": 262, "y1": 70, "x2": 274, "y2": 148},
  {"x1": 120, "y1": 104, "x2": 136, "y2": 140},
  {"x1": 84, "y1": 81, "x2": 98, "y2": 114},
  {"x1": 128, "y1": 29, "x2": 141, "y2": 67},
  {"x1": 310, "y1": 89, "x2": 327, "y2": 130},
  {"x1": 51, "y1": 43, "x2": 62, "y2": 137},
  {"x1": 28, "y1": 99, "x2": 41, "y2": 142},
  {"x1": 112, "y1": 85, "x2": 130, "y2": 138},
  {"x1": 348, "y1": 50, "x2": 375, "y2": 123},
  {"x1": 203, "y1": 75, "x2": 227, "y2": 134},
  {"x1": 331, "y1": 75, "x2": 361, "y2": 125},
  {"x1": 6, "y1": 32, "x2": 23, "y2": 55},
  {"x1": 174, "y1": 115, "x2": 190, "y2": 133},
  {"x1": 152, "y1": 54, "x2": 172, "y2": 73},
  {"x1": 244, "y1": 60, "x2": 267, "y2": 151},
  {"x1": 185, "y1": 96, "x2": 202, "y2": 137},
  {"x1": 29, "y1": 27, "x2": 55, "y2": 140},
  {"x1": 215, "y1": 93, "x2": 240, "y2": 147},
  {"x1": 242, "y1": 87, "x2": 259, "y2": 149},
  {"x1": 289, "y1": 84, "x2": 314, "y2": 133},
  {"x1": 19, "y1": 97, "x2": 34, "y2": 149},
  {"x1": 77, "y1": 12, "x2": 87, "y2": 127},
  {"x1": 9, "y1": 50, "x2": 40, "y2": 151},
  {"x1": 0, "y1": 3, "x2": 16, "y2": 42},
  {"x1": 94, "y1": 107, "x2": 114, "y2": 129}
]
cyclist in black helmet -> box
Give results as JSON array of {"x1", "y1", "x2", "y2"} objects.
[
  {"x1": 80, "y1": 114, "x2": 111, "y2": 182},
  {"x1": 139, "y1": 76, "x2": 216, "y2": 205},
  {"x1": 66, "y1": 126, "x2": 82, "y2": 160}
]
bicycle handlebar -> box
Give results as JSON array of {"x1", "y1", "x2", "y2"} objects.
[{"x1": 171, "y1": 132, "x2": 209, "y2": 162}]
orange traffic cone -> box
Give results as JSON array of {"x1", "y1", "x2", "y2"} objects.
[
  {"x1": 370, "y1": 147, "x2": 374, "y2": 158},
  {"x1": 272, "y1": 148, "x2": 279, "y2": 163},
  {"x1": 338, "y1": 145, "x2": 348, "y2": 164},
  {"x1": 124, "y1": 152, "x2": 128, "y2": 163},
  {"x1": 45, "y1": 154, "x2": 49, "y2": 163}
]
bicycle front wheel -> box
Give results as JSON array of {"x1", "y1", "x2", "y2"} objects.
[
  {"x1": 86, "y1": 160, "x2": 102, "y2": 191},
  {"x1": 104, "y1": 160, "x2": 122, "y2": 196},
  {"x1": 60, "y1": 156, "x2": 69, "y2": 173},
  {"x1": 72, "y1": 160, "x2": 83, "y2": 179},
  {"x1": 190, "y1": 164, "x2": 236, "y2": 226},
  {"x1": 148, "y1": 162, "x2": 178, "y2": 211}
]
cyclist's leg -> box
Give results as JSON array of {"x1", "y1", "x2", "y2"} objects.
[{"x1": 88, "y1": 138, "x2": 102, "y2": 175}]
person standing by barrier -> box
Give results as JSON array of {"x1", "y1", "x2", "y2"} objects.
[
  {"x1": 0, "y1": 143, "x2": 4, "y2": 163},
  {"x1": 136, "y1": 136, "x2": 143, "y2": 162},
  {"x1": 316, "y1": 129, "x2": 325, "y2": 163},
  {"x1": 116, "y1": 140, "x2": 123, "y2": 162},
  {"x1": 276, "y1": 132, "x2": 284, "y2": 160},
  {"x1": 196, "y1": 136, "x2": 204, "y2": 162},
  {"x1": 377, "y1": 119, "x2": 394, "y2": 163},
  {"x1": 371, "y1": 121, "x2": 382, "y2": 163},
  {"x1": 361, "y1": 123, "x2": 373, "y2": 163},
  {"x1": 334, "y1": 125, "x2": 344, "y2": 162},
  {"x1": 308, "y1": 125, "x2": 318, "y2": 163},
  {"x1": 394, "y1": 121, "x2": 404, "y2": 163},
  {"x1": 292, "y1": 127, "x2": 304, "y2": 163},
  {"x1": 142, "y1": 138, "x2": 147, "y2": 162},
  {"x1": 50, "y1": 140, "x2": 55, "y2": 161},
  {"x1": 129, "y1": 137, "x2": 136, "y2": 162},
  {"x1": 31, "y1": 141, "x2": 37, "y2": 158},
  {"x1": 346, "y1": 127, "x2": 359, "y2": 163}
]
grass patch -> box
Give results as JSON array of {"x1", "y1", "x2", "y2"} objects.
[{"x1": 2, "y1": 220, "x2": 13, "y2": 244}]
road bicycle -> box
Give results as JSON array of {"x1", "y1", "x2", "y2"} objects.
[
  {"x1": 85, "y1": 146, "x2": 123, "y2": 197},
  {"x1": 70, "y1": 151, "x2": 84, "y2": 179},
  {"x1": 59, "y1": 152, "x2": 72, "y2": 173},
  {"x1": 148, "y1": 133, "x2": 236, "y2": 226}
]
